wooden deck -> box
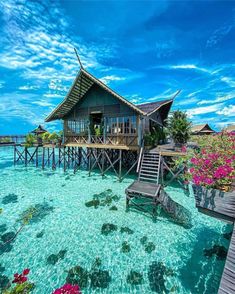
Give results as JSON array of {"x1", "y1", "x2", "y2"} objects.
[
  {"x1": 193, "y1": 185, "x2": 235, "y2": 223},
  {"x1": 65, "y1": 142, "x2": 139, "y2": 151},
  {"x1": 219, "y1": 225, "x2": 235, "y2": 294}
]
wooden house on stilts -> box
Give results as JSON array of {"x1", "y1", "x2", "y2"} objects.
[{"x1": 44, "y1": 68, "x2": 177, "y2": 179}]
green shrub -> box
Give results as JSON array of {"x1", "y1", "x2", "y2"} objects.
[{"x1": 25, "y1": 134, "x2": 36, "y2": 147}]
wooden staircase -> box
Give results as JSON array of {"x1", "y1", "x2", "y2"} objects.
[{"x1": 138, "y1": 152, "x2": 161, "y2": 184}]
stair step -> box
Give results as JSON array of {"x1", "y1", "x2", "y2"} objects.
[
  {"x1": 142, "y1": 163, "x2": 158, "y2": 167},
  {"x1": 140, "y1": 173, "x2": 158, "y2": 178},
  {"x1": 139, "y1": 176, "x2": 157, "y2": 181},
  {"x1": 140, "y1": 169, "x2": 159, "y2": 174}
]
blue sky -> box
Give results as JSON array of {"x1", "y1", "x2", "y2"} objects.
[{"x1": 0, "y1": 0, "x2": 235, "y2": 134}]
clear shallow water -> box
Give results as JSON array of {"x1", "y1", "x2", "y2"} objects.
[{"x1": 0, "y1": 147, "x2": 232, "y2": 294}]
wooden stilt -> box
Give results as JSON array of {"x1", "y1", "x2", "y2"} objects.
[
  {"x1": 42, "y1": 147, "x2": 45, "y2": 169},
  {"x1": 119, "y1": 149, "x2": 122, "y2": 181}
]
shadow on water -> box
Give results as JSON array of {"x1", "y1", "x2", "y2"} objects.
[
  {"x1": 126, "y1": 188, "x2": 192, "y2": 228},
  {"x1": 179, "y1": 226, "x2": 231, "y2": 293}
]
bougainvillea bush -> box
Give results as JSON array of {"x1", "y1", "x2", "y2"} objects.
[
  {"x1": 189, "y1": 132, "x2": 235, "y2": 190},
  {"x1": 53, "y1": 284, "x2": 81, "y2": 294}
]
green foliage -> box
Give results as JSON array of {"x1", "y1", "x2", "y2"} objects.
[
  {"x1": 48, "y1": 132, "x2": 59, "y2": 143},
  {"x1": 94, "y1": 126, "x2": 102, "y2": 136},
  {"x1": 41, "y1": 132, "x2": 50, "y2": 143},
  {"x1": 144, "y1": 126, "x2": 166, "y2": 147},
  {"x1": 166, "y1": 110, "x2": 191, "y2": 144},
  {"x1": 0, "y1": 137, "x2": 11, "y2": 143},
  {"x1": 3, "y1": 281, "x2": 34, "y2": 294},
  {"x1": 24, "y1": 134, "x2": 36, "y2": 148},
  {"x1": 0, "y1": 208, "x2": 2, "y2": 214}
]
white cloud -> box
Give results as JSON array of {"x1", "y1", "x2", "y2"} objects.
[
  {"x1": 170, "y1": 64, "x2": 210, "y2": 73},
  {"x1": 100, "y1": 75, "x2": 126, "y2": 85},
  {"x1": 198, "y1": 93, "x2": 235, "y2": 105},
  {"x1": 187, "y1": 103, "x2": 223, "y2": 118},
  {"x1": 221, "y1": 77, "x2": 235, "y2": 87},
  {"x1": 43, "y1": 93, "x2": 64, "y2": 99},
  {"x1": 32, "y1": 100, "x2": 54, "y2": 107},
  {"x1": 216, "y1": 105, "x2": 235, "y2": 117},
  {"x1": 19, "y1": 85, "x2": 39, "y2": 90}
]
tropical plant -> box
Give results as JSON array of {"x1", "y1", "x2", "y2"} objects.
[
  {"x1": 48, "y1": 132, "x2": 59, "y2": 143},
  {"x1": 144, "y1": 126, "x2": 166, "y2": 147},
  {"x1": 166, "y1": 110, "x2": 191, "y2": 144},
  {"x1": 188, "y1": 132, "x2": 235, "y2": 190},
  {"x1": 24, "y1": 134, "x2": 36, "y2": 148},
  {"x1": 0, "y1": 137, "x2": 11, "y2": 143},
  {"x1": 41, "y1": 132, "x2": 50, "y2": 143},
  {"x1": 3, "y1": 269, "x2": 34, "y2": 294}
]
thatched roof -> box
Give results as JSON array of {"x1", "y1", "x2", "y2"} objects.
[
  {"x1": 45, "y1": 68, "x2": 178, "y2": 122},
  {"x1": 224, "y1": 125, "x2": 235, "y2": 133},
  {"x1": 31, "y1": 125, "x2": 47, "y2": 135},
  {"x1": 191, "y1": 124, "x2": 215, "y2": 134}
]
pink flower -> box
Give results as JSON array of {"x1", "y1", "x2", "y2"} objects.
[
  {"x1": 23, "y1": 268, "x2": 30, "y2": 275},
  {"x1": 53, "y1": 284, "x2": 81, "y2": 294}
]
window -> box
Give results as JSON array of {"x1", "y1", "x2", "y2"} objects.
[
  {"x1": 67, "y1": 118, "x2": 88, "y2": 135},
  {"x1": 106, "y1": 116, "x2": 137, "y2": 135}
]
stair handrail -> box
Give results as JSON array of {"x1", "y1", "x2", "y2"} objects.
[{"x1": 136, "y1": 139, "x2": 144, "y2": 173}]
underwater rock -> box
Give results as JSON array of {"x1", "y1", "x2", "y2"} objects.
[
  {"x1": 90, "y1": 270, "x2": 111, "y2": 288},
  {"x1": 127, "y1": 270, "x2": 143, "y2": 285},
  {"x1": 47, "y1": 254, "x2": 59, "y2": 265},
  {"x1": 0, "y1": 243, "x2": 13, "y2": 255},
  {"x1": 36, "y1": 230, "x2": 44, "y2": 238},
  {"x1": 61, "y1": 184, "x2": 66, "y2": 187},
  {"x1": 0, "y1": 224, "x2": 7, "y2": 234},
  {"x1": 66, "y1": 265, "x2": 89, "y2": 288},
  {"x1": 47, "y1": 249, "x2": 67, "y2": 265},
  {"x1": 109, "y1": 205, "x2": 118, "y2": 211},
  {"x1": 203, "y1": 245, "x2": 227, "y2": 260},
  {"x1": 223, "y1": 231, "x2": 232, "y2": 240},
  {"x1": 91, "y1": 257, "x2": 102, "y2": 270},
  {"x1": 120, "y1": 227, "x2": 134, "y2": 234},
  {"x1": 0, "y1": 264, "x2": 5, "y2": 273},
  {"x1": 145, "y1": 242, "x2": 156, "y2": 254},
  {"x1": 58, "y1": 250, "x2": 67, "y2": 259},
  {"x1": 101, "y1": 223, "x2": 118, "y2": 235},
  {"x1": 0, "y1": 274, "x2": 10, "y2": 290},
  {"x1": 2, "y1": 193, "x2": 18, "y2": 205},
  {"x1": 148, "y1": 261, "x2": 174, "y2": 293},
  {"x1": 65, "y1": 176, "x2": 70, "y2": 180},
  {"x1": 85, "y1": 199, "x2": 100, "y2": 208},
  {"x1": 121, "y1": 241, "x2": 131, "y2": 253},
  {"x1": 87, "y1": 190, "x2": 120, "y2": 209},
  {"x1": 1, "y1": 232, "x2": 15, "y2": 243},
  {"x1": 140, "y1": 236, "x2": 148, "y2": 245},
  {"x1": 18, "y1": 203, "x2": 54, "y2": 224}
]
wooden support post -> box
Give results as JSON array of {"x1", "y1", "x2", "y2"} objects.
[
  {"x1": 88, "y1": 148, "x2": 91, "y2": 176},
  {"x1": 101, "y1": 149, "x2": 105, "y2": 176},
  {"x1": 59, "y1": 147, "x2": 61, "y2": 167},
  {"x1": 14, "y1": 145, "x2": 16, "y2": 165},
  {"x1": 42, "y1": 147, "x2": 45, "y2": 169},
  {"x1": 47, "y1": 148, "x2": 50, "y2": 166},
  {"x1": 63, "y1": 147, "x2": 66, "y2": 172},
  {"x1": 36, "y1": 147, "x2": 38, "y2": 167},
  {"x1": 119, "y1": 149, "x2": 122, "y2": 181},
  {"x1": 52, "y1": 147, "x2": 56, "y2": 170},
  {"x1": 25, "y1": 147, "x2": 27, "y2": 167}
]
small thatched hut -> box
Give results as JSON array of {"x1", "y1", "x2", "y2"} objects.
[{"x1": 191, "y1": 124, "x2": 215, "y2": 135}]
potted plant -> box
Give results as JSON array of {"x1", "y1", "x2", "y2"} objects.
[{"x1": 166, "y1": 110, "x2": 191, "y2": 149}]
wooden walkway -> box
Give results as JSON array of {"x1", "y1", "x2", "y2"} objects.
[
  {"x1": 193, "y1": 185, "x2": 235, "y2": 293},
  {"x1": 219, "y1": 225, "x2": 235, "y2": 294}
]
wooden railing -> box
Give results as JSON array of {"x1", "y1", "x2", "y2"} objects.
[{"x1": 65, "y1": 135, "x2": 138, "y2": 146}]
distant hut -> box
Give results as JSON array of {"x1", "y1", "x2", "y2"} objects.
[
  {"x1": 191, "y1": 124, "x2": 215, "y2": 135},
  {"x1": 31, "y1": 125, "x2": 47, "y2": 136},
  {"x1": 224, "y1": 125, "x2": 235, "y2": 133},
  {"x1": 31, "y1": 125, "x2": 47, "y2": 145}
]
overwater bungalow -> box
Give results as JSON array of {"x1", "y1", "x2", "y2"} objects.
[
  {"x1": 45, "y1": 68, "x2": 177, "y2": 150},
  {"x1": 191, "y1": 123, "x2": 215, "y2": 135},
  {"x1": 224, "y1": 124, "x2": 235, "y2": 133}
]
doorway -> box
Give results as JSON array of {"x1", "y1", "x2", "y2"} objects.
[{"x1": 90, "y1": 112, "x2": 103, "y2": 136}]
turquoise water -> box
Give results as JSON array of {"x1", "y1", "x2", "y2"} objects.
[{"x1": 0, "y1": 147, "x2": 232, "y2": 293}]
